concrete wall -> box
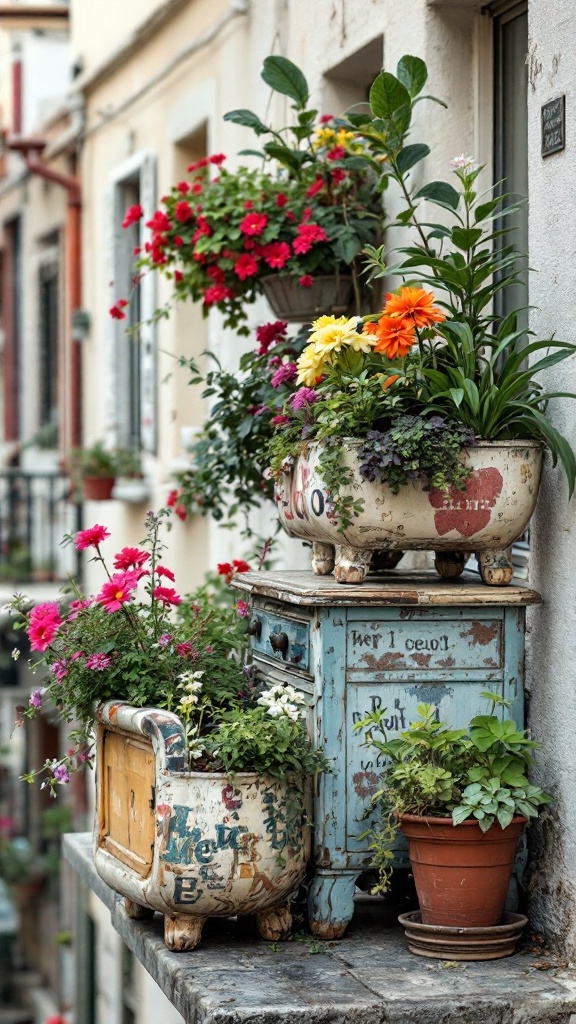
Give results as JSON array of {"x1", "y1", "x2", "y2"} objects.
[{"x1": 525, "y1": 0, "x2": 576, "y2": 955}]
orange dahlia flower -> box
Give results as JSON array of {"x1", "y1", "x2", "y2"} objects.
[
  {"x1": 384, "y1": 287, "x2": 446, "y2": 329},
  {"x1": 370, "y1": 316, "x2": 417, "y2": 359}
]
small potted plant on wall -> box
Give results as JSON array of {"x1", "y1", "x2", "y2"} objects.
[
  {"x1": 8, "y1": 510, "x2": 326, "y2": 951},
  {"x1": 356, "y1": 694, "x2": 552, "y2": 959},
  {"x1": 69, "y1": 440, "x2": 141, "y2": 501}
]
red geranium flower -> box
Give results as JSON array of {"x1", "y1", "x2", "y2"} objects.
[
  {"x1": 260, "y1": 242, "x2": 291, "y2": 269},
  {"x1": 174, "y1": 200, "x2": 193, "y2": 223},
  {"x1": 153, "y1": 586, "x2": 182, "y2": 606},
  {"x1": 113, "y1": 547, "x2": 150, "y2": 571},
  {"x1": 122, "y1": 204, "x2": 143, "y2": 228},
  {"x1": 292, "y1": 223, "x2": 328, "y2": 254},
  {"x1": 96, "y1": 572, "x2": 140, "y2": 612},
  {"x1": 239, "y1": 212, "x2": 268, "y2": 236},
  {"x1": 156, "y1": 565, "x2": 176, "y2": 582},
  {"x1": 75, "y1": 524, "x2": 111, "y2": 551},
  {"x1": 234, "y1": 253, "x2": 259, "y2": 280}
]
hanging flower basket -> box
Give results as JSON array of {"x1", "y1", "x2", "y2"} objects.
[{"x1": 261, "y1": 273, "x2": 353, "y2": 322}]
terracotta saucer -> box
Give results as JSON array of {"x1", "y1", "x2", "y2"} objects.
[{"x1": 398, "y1": 911, "x2": 529, "y2": 960}]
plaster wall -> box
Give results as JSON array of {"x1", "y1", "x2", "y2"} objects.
[{"x1": 525, "y1": 0, "x2": 576, "y2": 956}]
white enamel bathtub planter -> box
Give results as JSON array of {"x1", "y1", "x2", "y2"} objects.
[
  {"x1": 93, "y1": 702, "x2": 311, "y2": 952},
  {"x1": 275, "y1": 440, "x2": 543, "y2": 586}
]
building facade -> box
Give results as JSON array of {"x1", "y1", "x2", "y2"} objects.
[{"x1": 0, "y1": 0, "x2": 574, "y2": 1020}]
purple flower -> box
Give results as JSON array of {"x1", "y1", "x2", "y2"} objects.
[
  {"x1": 85, "y1": 653, "x2": 112, "y2": 671},
  {"x1": 51, "y1": 659, "x2": 68, "y2": 683},
  {"x1": 270, "y1": 362, "x2": 298, "y2": 389},
  {"x1": 52, "y1": 764, "x2": 70, "y2": 784},
  {"x1": 29, "y1": 689, "x2": 43, "y2": 708},
  {"x1": 158, "y1": 633, "x2": 172, "y2": 646},
  {"x1": 236, "y1": 599, "x2": 250, "y2": 618},
  {"x1": 289, "y1": 387, "x2": 319, "y2": 411}
]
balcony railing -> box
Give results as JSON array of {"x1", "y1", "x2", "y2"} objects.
[{"x1": 0, "y1": 470, "x2": 81, "y2": 584}]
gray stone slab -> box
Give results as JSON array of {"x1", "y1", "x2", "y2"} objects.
[{"x1": 64, "y1": 833, "x2": 576, "y2": 1024}]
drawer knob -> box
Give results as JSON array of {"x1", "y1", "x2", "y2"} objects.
[
  {"x1": 269, "y1": 631, "x2": 289, "y2": 656},
  {"x1": 248, "y1": 616, "x2": 262, "y2": 640}
]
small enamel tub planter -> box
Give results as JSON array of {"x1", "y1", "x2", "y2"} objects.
[
  {"x1": 93, "y1": 702, "x2": 311, "y2": 952},
  {"x1": 275, "y1": 440, "x2": 543, "y2": 586}
]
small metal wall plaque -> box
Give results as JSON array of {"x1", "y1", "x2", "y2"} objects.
[{"x1": 541, "y1": 95, "x2": 565, "y2": 157}]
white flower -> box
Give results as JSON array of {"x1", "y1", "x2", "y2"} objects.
[
  {"x1": 257, "y1": 683, "x2": 306, "y2": 722},
  {"x1": 11, "y1": 648, "x2": 20, "y2": 661},
  {"x1": 178, "y1": 671, "x2": 203, "y2": 693},
  {"x1": 450, "y1": 154, "x2": 479, "y2": 172},
  {"x1": 178, "y1": 693, "x2": 199, "y2": 709}
]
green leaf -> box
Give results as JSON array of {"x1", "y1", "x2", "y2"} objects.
[
  {"x1": 396, "y1": 144, "x2": 430, "y2": 175},
  {"x1": 452, "y1": 805, "x2": 472, "y2": 825},
  {"x1": 396, "y1": 55, "x2": 428, "y2": 97},
  {"x1": 223, "y1": 108, "x2": 270, "y2": 135},
  {"x1": 451, "y1": 226, "x2": 483, "y2": 250},
  {"x1": 261, "y1": 56, "x2": 309, "y2": 108},
  {"x1": 262, "y1": 143, "x2": 306, "y2": 173},
  {"x1": 369, "y1": 71, "x2": 411, "y2": 121},
  {"x1": 414, "y1": 181, "x2": 460, "y2": 210}
]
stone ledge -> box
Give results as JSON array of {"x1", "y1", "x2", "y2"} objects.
[{"x1": 64, "y1": 833, "x2": 576, "y2": 1024}]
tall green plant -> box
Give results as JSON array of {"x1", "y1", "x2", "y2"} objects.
[{"x1": 341, "y1": 55, "x2": 576, "y2": 492}]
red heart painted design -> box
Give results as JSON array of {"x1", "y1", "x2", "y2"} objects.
[{"x1": 428, "y1": 468, "x2": 504, "y2": 537}]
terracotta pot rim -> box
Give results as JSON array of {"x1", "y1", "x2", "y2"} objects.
[{"x1": 400, "y1": 812, "x2": 528, "y2": 827}]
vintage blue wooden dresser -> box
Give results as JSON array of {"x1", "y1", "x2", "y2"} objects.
[{"x1": 232, "y1": 570, "x2": 541, "y2": 939}]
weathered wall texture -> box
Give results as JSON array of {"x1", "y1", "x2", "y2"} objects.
[{"x1": 525, "y1": 0, "x2": 576, "y2": 955}]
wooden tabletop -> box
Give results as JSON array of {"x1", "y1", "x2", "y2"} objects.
[{"x1": 231, "y1": 570, "x2": 542, "y2": 607}]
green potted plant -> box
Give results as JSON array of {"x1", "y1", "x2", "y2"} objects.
[
  {"x1": 7, "y1": 510, "x2": 327, "y2": 951},
  {"x1": 69, "y1": 440, "x2": 142, "y2": 501},
  {"x1": 355, "y1": 694, "x2": 552, "y2": 956},
  {"x1": 263, "y1": 54, "x2": 576, "y2": 584}
]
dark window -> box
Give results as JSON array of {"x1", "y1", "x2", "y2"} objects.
[
  {"x1": 38, "y1": 261, "x2": 59, "y2": 428},
  {"x1": 492, "y1": 0, "x2": 529, "y2": 331}
]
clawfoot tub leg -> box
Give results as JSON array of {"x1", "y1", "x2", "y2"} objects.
[
  {"x1": 477, "y1": 549, "x2": 514, "y2": 586},
  {"x1": 164, "y1": 913, "x2": 207, "y2": 951},
  {"x1": 334, "y1": 546, "x2": 371, "y2": 584},
  {"x1": 311, "y1": 541, "x2": 335, "y2": 575},
  {"x1": 123, "y1": 897, "x2": 154, "y2": 920},
  {"x1": 434, "y1": 550, "x2": 467, "y2": 579},
  {"x1": 255, "y1": 904, "x2": 293, "y2": 942}
]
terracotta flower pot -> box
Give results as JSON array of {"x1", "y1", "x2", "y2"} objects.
[
  {"x1": 399, "y1": 813, "x2": 527, "y2": 928},
  {"x1": 261, "y1": 273, "x2": 353, "y2": 322},
  {"x1": 82, "y1": 476, "x2": 116, "y2": 501}
]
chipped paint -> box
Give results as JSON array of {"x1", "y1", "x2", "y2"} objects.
[
  {"x1": 94, "y1": 703, "x2": 311, "y2": 951},
  {"x1": 461, "y1": 621, "x2": 500, "y2": 646},
  {"x1": 409, "y1": 652, "x2": 432, "y2": 667}
]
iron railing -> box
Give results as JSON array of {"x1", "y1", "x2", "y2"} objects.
[{"x1": 0, "y1": 470, "x2": 81, "y2": 583}]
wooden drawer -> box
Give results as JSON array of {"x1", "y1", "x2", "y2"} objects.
[
  {"x1": 346, "y1": 615, "x2": 502, "y2": 676},
  {"x1": 250, "y1": 604, "x2": 311, "y2": 673}
]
